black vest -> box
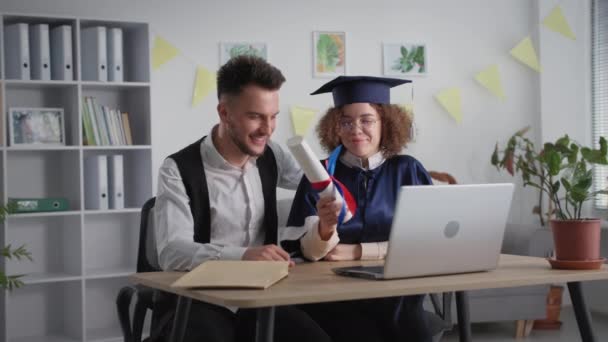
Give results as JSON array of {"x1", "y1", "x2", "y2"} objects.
[{"x1": 168, "y1": 137, "x2": 279, "y2": 245}]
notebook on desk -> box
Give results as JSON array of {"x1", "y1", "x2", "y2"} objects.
[
  {"x1": 332, "y1": 183, "x2": 514, "y2": 280},
  {"x1": 172, "y1": 260, "x2": 289, "y2": 289}
]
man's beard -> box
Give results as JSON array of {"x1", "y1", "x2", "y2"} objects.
[{"x1": 227, "y1": 121, "x2": 265, "y2": 157}]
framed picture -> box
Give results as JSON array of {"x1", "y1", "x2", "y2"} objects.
[
  {"x1": 313, "y1": 31, "x2": 346, "y2": 78},
  {"x1": 8, "y1": 107, "x2": 65, "y2": 146},
  {"x1": 219, "y1": 42, "x2": 268, "y2": 66},
  {"x1": 383, "y1": 43, "x2": 428, "y2": 76}
]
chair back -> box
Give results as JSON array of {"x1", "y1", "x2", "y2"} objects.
[
  {"x1": 137, "y1": 197, "x2": 161, "y2": 272},
  {"x1": 429, "y1": 171, "x2": 458, "y2": 185}
]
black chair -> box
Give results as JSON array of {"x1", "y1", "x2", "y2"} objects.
[{"x1": 116, "y1": 197, "x2": 166, "y2": 342}]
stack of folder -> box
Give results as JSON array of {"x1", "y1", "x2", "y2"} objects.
[
  {"x1": 5, "y1": 22, "x2": 74, "y2": 81},
  {"x1": 85, "y1": 154, "x2": 124, "y2": 210},
  {"x1": 4, "y1": 23, "x2": 124, "y2": 82},
  {"x1": 82, "y1": 26, "x2": 124, "y2": 82}
]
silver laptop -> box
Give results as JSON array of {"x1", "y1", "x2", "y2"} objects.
[{"x1": 332, "y1": 183, "x2": 514, "y2": 280}]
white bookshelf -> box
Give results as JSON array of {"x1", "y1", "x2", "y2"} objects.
[{"x1": 0, "y1": 13, "x2": 152, "y2": 342}]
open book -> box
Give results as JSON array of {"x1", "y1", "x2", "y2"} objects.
[{"x1": 171, "y1": 260, "x2": 289, "y2": 289}]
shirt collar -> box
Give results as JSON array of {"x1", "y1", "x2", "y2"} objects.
[
  {"x1": 340, "y1": 150, "x2": 385, "y2": 170},
  {"x1": 201, "y1": 126, "x2": 257, "y2": 171}
]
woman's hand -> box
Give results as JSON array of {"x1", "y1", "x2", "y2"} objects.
[
  {"x1": 316, "y1": 196, "x2": 341, "y2": 240},
  {"x1": 323, "y1": 244, "x2": 362, "y2": 261}
]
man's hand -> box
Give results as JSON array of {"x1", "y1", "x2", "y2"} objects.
[
  {"x1": 242, "y1": 244, "x2": 295, "y2": 267},
  {"x1": 316, "y1": 196, "x2": 341, "y2": 240},
  {"x1": 323, "y1": 244, "x2": 362, "y2": 261}
]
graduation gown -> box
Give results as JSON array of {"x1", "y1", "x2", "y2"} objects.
[
  {"x1": 286, "y1": 154, "x2": 433, "y2": 244},
  {"x1": 288, "y1": 153, "x2": 434, "y2": 342}
]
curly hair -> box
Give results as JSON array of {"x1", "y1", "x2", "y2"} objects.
[
  {"x1": 316, "y1": 104, "x2": 412, "y2": 158},
  {"x1": 217, "y1": 55, "x2": 285, "y2": 99}
]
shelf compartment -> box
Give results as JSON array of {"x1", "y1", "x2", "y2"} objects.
[
  {"x1": 5, "y1": 215, "x2": 82, "y2": 280},
  {"x1": 83, "y1": 149, "x2": 152, "y2": 209},
  {"x1": 84, "y1": 213, "x2": 138, "y2": 275},
  {"x1": 7, "y1": 280, "x2": 83, "y2": 341},
  {"x1": 79, "y1": 20, "x2": 150, "y2": 83},
  {"x1": 85, "y1": 277, "x2": 131, "y2": 341},
  {"x1": 6, "y1": 150, "x2": 81, "y2": 210},
  {"x1": 5, "y1": 84, "x2": 80, "y2": 146},
  {"x1": 81, "y1": 86, "x2": 150, "y2": 146},
  {"x1": 2, "y1": 16, "x2": 78, "y2": 82}
]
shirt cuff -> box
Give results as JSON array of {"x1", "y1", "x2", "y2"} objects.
[
  {"x1": 219, "y1": 246, "x2": 248, "y2": 260},
  {"x1": 360, "y1": 242, "x2": 389, "y2": 260},
  {"x1": 300, "y1": 216, "x2": 340, "y2": 261}
]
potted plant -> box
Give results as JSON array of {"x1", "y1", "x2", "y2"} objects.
[
  {"x1": 491, "y1": 127, "x2": 608, "y2": 268},
  {"x1": 0, "y1": 204, "x2": 32, "y2": 290}
]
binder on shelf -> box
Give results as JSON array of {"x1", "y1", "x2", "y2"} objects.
[
  {"x1": 50, "y1": 25, "x2": 73, "y2": 80},
  {"x1": 81, "y1": 26, "x2": 108, "y2": 81},
  {"x1": 82, "y1": 98, "x2": 97, "y2": 145},
  {"x1": 84, "y1": 97, "x2": 102, "y2": 145},
  {"x1": 101, "y1": 106, "x2": 114, "y2": 145},
  {"x1": 116, "y1": 110, "x2": 127, "y2": 145},
  {"x1": 111, "y1": 108, "x2": 125, "y2": 145},
  {"x1": 84, "y1": 155, "x2": 109, "y2": 210},
  {"x1": 108, "y1": 107, "x2": 121, "y2": 145},
  {"x1": 29, "y1": 24, "x2": 51, "y2": 80},
  {"x1": 121, "y1": 112, "x2": 133, "y2": 145},
  {"x1": 4, "y1": 23, "x2": 30, "y2": 80},
  {"x1": 8, "y1": 197, "x2": 69, "y2": 213},
  {"x1": 107, "y1": 28, "x2": 124, "y2": 82},
  {"x1": 108, "y1": 154, "x2": 125, "y2": 209},
  {"x1": 90, "y1": 97, "x2": 110, "y2": 145}
]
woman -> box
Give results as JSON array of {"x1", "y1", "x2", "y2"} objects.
[{"x1": 287, "y1": 76, "x2": 434, "y2": 342}]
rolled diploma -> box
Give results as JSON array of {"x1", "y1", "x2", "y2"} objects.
[{"x1": 286, "y1": 136, "x2": 353, "y2": 222}]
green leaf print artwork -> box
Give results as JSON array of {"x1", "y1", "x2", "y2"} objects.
[{"x1": 316, "y1": 33, "x2": 344, "y2": 73}]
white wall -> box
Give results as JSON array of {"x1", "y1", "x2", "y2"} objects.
[
  {"x1": 539, "y1": 0, "x2": 594, "y2": 220},
  {"x1": 0, "y1": 0, "x2": 592, "y2": 225},
  {"x1": 540, "y1": 0, "x2": 592, "y2": 145}
]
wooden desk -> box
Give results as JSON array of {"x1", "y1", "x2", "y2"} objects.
[{"x1": 130, "y1": 254, "x2": 608, "y2": 342}]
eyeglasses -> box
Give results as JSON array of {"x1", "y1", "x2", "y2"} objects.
[{"x1": 338, "y1": 118, "x2": 379, "y2": 132}]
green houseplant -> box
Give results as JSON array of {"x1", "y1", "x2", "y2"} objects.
[
  {"x1": 0, "y1": 204, "x2": 32, "y2": 290},
  {"x1": 491, "y1": 127, "x2": 608, "y2": 265}
]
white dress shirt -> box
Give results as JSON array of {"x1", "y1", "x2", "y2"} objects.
[{"x1": 154, "y1": 130, "x2": 331, "y2": 271}]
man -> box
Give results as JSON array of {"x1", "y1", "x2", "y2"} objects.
[{"x1": 154, "y1": 56, "x2": 332, "y2": 342}]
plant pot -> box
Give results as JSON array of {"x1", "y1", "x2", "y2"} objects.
[
  {"x1": 551, "y1": 219, "x2": 601, "y2": 261},
  {"x1": 533, "y1": 285, "x2": 563, "y2": 330}
]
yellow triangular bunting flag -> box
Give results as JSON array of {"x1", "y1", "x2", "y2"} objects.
[
  {"x1": 542, "y1": 5, "x2": 576, "y2": 40},
  {"x1": 290, "y1": 106, "x2": 318, "y2": 136},
  {"x1": 435, "y1": 88, "x2": 462, "y2": 124},
  {"x1": 510, "y1": 36, "x2": 541, "y2": 73},
  {"x1": 152, "y1": 36, "x2": 179, "y2": 70},
  {"x1": 474, "y1": 64, "x2": 506, "y2": 100},
  {"x1": 192, "y1": 67, "x2": 216, "y2": 107}
]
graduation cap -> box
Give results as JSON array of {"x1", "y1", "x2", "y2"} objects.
[{"x1": 310, "y1": 76, "x2": 411, "y2": 107}]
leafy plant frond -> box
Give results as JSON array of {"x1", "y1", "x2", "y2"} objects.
[
  {"x1": 492, "y1": 128, "x2": 608, "y2": 221},
  {"x1": 1, "y1": 205, "x2": 33, "y2": 290}
]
